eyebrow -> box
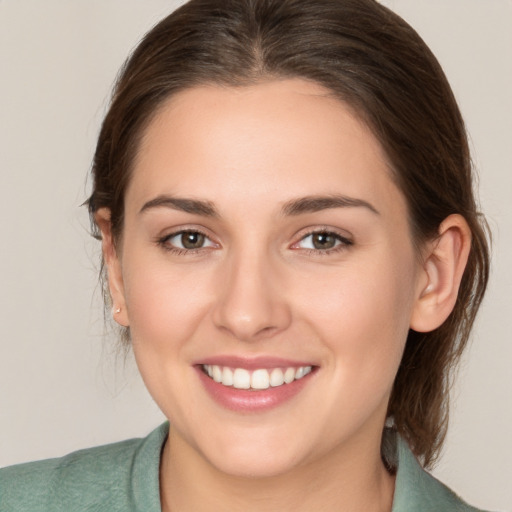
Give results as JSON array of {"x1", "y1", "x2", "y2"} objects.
[
  {"x1": 139, "y1": 193, "x2": 379, "y2": 218},
  {"x1": 281, "y1": 194, "x2": 380, "y2": 216},
  {"x1": 139, "y1": 196, "x2": 219, "y2": 217}
]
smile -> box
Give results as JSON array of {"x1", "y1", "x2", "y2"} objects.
[{"x1": 202, "y1": 365, "x2": 313, "y2": 390}]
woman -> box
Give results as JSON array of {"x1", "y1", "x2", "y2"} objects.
[{"x1": 0, "y1": 0, "x2": 495, "y2": 510}]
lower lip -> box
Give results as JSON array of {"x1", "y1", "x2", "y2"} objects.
[{"x1": 196, "y1": 367, "x2": 314, "y2": 412}]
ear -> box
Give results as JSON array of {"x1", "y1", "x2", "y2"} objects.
[
  {"x1": 94, "y1": 208, "x2": 130, "y2": 327},
  {"x1": 410, "y1": 214, "x2": 471, "y2": 332}
]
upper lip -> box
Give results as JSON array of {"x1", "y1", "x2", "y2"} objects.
[{"x1": 195, "y1": 355, "x2": 317, "y2": 370}]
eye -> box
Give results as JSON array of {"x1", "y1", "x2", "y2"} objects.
[
  {"x1": 160, "y1": 230, "x2": 216, "y2": 251},
  {"x1": 294, "y1": 231, "x2": 352, "y2": 251}
]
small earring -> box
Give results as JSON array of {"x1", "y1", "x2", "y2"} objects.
[{"x1": 112, "y1": 306, "x2": 121, "y2": 315}]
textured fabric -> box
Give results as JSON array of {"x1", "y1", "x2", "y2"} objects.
[
  {"x1": 0, "y1": 424, "x2": 166, "y2": 512},
  {"x1": 0, "y1": 423, "x2": 490, "y2": 511},
  {"x1": 390, "y1": 434, "x2": 489, "y2": 512}
]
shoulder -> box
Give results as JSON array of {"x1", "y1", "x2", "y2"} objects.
[
  {"x1": 0, "y1": 423, "x2": 168, "y2": 512},
  {"x1": 391, "y1": 431, "x2": 494, "y2": 512},
  {"x1": 0, "y1": 438, "x2": 141, "y2": 511}
]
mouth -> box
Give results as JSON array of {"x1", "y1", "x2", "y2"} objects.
[
  {"x1": 196, "y1": 359, "x2": 317, "y2": 412},
  {"x1": 202, "y1": 364, "x2": 313, "y2": 390}
]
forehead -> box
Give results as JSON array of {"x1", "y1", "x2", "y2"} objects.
[{"x1": 127, "y1": 79, "x2": 403, "y2": 217}]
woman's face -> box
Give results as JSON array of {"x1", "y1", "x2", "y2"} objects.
[{"x1": 112, "y1": 79, "x2": 425, "y2": 477}]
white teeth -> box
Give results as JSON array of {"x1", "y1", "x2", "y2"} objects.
[
  {"x1": 284, "y1": 367, "x2": 296, "y2": 384},
  {"x1": 270, "y1": 368, "x2": 285, "y2": 387},
  {"x1": 222, "y1": 367, "x2": 233, "y2": 386},
  {"x1": 203, "y1": 365, "x2": 312, "y2": 389},
  {"x1": 251, "y1": 369, "x2": 270, "y2": 390},
  {"x1": 212, "y1": 365, "x2": 222, "y2": 383},
  {"x1": 233, "y1": 368, "x2": 251, "y2": 389}
]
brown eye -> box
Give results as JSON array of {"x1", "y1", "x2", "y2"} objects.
[
  {"x1": 295, "y1": 230, "x2": 352, "y2": 252},
  {"x1": 161, "y1": 230, "x2": 215, "y2": 251},
  {"x1": 311, "y1": 232, "x2": 337, "y2": 250},
  {"x1": 181, "y1": 232, "x2": 206, "y2": 249}
]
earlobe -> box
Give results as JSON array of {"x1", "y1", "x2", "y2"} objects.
[
  {"x1": 410, "y1": 214, "x2": 471, "y2": 333},
  {"x1": 94, "y1": 208, "x2": 130, "y2": 327}
]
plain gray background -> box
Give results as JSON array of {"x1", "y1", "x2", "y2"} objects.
[{"x1": 0, "y1": 1, "x2": 511, "y2": 510}]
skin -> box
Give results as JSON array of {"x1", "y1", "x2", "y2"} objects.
[{"x1": 97, "y1": 79, "x2": 471, "y2": 512}]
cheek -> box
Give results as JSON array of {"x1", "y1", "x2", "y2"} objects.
[
  {"x1": 298, "y1": 259, "x2": 414, "y2": 333},
  {"x1": 120, "y1": 254, "x2": 218, "y2": 422},
  {"x1": 294, "y1": 254, "x2": 416, "y2": 384},
  {"x1": 122, "y1": 253, "x2": 215, "y2": 350}
]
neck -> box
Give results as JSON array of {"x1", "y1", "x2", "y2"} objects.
[{"x1": 160, "y1": 426, "x2": 395, "y2": 512}]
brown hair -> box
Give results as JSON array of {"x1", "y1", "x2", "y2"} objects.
[{"x1": 88, "y1": 0, "x2": 490, "y2": 468}]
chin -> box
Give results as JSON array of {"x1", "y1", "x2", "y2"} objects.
[
  {"x1": 194, "y1": 426, "x2": 311, "y2": 479},
  {"x1": 207, "y1": 448, "x2": 304, "y2": 479}
]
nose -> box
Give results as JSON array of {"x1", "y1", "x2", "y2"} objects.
[{"x1": 212, "y1": 249, "x2": 292, "y2": 342}]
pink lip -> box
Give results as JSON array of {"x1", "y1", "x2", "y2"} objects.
[{"x1": 195, "y1": 363, "x2": 316, "y2": 413}]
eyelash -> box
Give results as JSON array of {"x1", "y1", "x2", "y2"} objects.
[
  {"x1": 156, "y1": 228, "x2": 353, "y2": 256},
  {"x1": 292, "y1": 229, "x2": 353, "y2": 256},
  {"x1": 157, "y1": 229, "x2": 216, "y2": 255}
]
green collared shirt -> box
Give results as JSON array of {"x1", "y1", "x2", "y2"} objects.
[{"x1": 0, "y1": 423, "x2": 490, "y2": 511}]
